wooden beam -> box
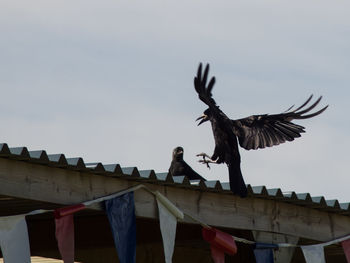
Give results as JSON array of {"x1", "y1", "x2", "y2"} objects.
[{"x1": 0, "y1": 158, "x2": 349, "y2": 242}]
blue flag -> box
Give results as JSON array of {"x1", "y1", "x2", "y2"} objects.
[
  {"x1": 105, "y1": 192, "x2": 136, "y2": 263},
  {"x1": 253, "y1": 243, "x2": 278, "y2": 263}
]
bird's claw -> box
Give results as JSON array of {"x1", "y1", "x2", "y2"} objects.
[
  {"x1": 196, "y1": 152, "x2": 211, "y2": 159},
  {"x1": 198, "y1": 159, "x2": 211, "y2": 169},
  {"x1": 196, "y1": 152, "x2": 214, "y2": 169}
]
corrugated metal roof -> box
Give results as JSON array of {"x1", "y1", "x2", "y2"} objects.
[{"x1": 0, "y1": 143, "x2": 349, "y2": 215}]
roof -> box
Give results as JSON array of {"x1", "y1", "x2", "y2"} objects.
[{"x1": 0, "y1": 142, "x2": 348, "y2": 216}]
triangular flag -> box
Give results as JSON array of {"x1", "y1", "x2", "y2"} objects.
[
  {"x1": 341, "y1": 239, "x2": 350, "y2": 262},
  {"x1": 155, "y1": 191, "x2": 184, "y2": 220},
  {"x1": 301, "y1": 244, "x2": 326, "y2": 263},
  {"x1": 210, "y1": 245, "x2": 225, "y2": 263},
  {"x1": 156, "y1": 197, "x2": 177, "y2": 263},
  {"x1": 253, "y1": 243, "x2": 278, "y2": 263},
  {"x1": 55, "y1": 214, "x2": 75, "y2": 263},
  {"x1": 54, "y1": 204, "x2": 86, "y2": 263},
  {"x1": 202, "y1": 227, "x2": 237, "y2": 263},
  {"x1": 253, "y1": 248, "x2": 274, "y2": 263},
  {"x1": 54, "y1": 204, "x2": 86, "y2": 218},
  {"x1": 105, "y1": 192, "x2": 136, "y2": 263},
  {"x1": 0, "y1": 214, "x2": 31, "y2": 263},
  {"x1": 202, "y1": 227, "x2": 237, "y2": 255}
]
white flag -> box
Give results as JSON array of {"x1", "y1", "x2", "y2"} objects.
[
  {"x1": 156, "y1": 197, "x2": 178, "y2": 263},
  {"x1": 301, "y1": 244, "x2": 326, "y2": 263},
  {"x1": 0, "y1": 215, "x2": 31, "y2": 263}
]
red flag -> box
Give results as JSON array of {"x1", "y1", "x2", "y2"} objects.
[
  {"x1": 202, "y1": 227, "x2": 237, "y2": 263},
  {"x1": 54, "y1": 204, "x2": 86, "y2": 218},
  {"x1": 341, "y1": 239, "x2": 350, "y2": 262},
  {"x1": 55, "y1": 214, "x2": 75, "y2": 263},
  {"x1": 210, "y1": 245, "x2": 225, "y2": 263},
  {"x1": 54, "y1": 204, "x2": 85, "y2": 263}
]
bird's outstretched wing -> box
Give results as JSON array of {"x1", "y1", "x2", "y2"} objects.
[
  {"x1": 232, "y1": 95, "x2": 328, "y2": 150},
  {"x1": 194, "y1": 63, "x2": 217, "y2": 108}
]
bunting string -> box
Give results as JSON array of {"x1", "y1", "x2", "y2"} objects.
[
  {"x1": 5, "y1": 184, "x2": 350, "y2": 248},
  {"x1": 2, "y1": 183, "x2": 350, "y2": 263},
  {"x1": 82, "y1": 184, "x2": 145, "y2": 206}
]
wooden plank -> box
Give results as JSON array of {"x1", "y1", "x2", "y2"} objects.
[{"x1": 0, "y1": 158, "x2": 349, "y2": 242}]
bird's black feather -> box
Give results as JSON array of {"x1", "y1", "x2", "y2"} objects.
[
  {"x1": 168, "y1": 147, "x2": 206, "y2": 181},
  {"x1": 194, "y1": 63, "x2": 328, "y2": 197}
]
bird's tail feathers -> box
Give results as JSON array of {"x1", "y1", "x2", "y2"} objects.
[{"x1": 228, "y1": 164, "x2": 248, "y2": 198}]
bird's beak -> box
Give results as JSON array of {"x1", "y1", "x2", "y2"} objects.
[{"x1": 196, "y1": 114, "x2": 208, "y2": 126}]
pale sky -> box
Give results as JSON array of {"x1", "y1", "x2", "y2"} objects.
[{"x1": 1, "y1": 1, "x2": 349, "y2": 201}]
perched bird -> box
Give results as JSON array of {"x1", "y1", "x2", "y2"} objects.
[
  {"x1": 194, "y1": 63, "x2": 328, "y2": 198},
  {"x1": 168, "y1": 146, "x2": 206, "y2": 181}
]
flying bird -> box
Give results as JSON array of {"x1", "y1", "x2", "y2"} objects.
[
  {"x1": 194, "y1": 63, "x2": 328, "y2": 198},
  {"x1": 168, "y1": 146, "x2": 206, "y2": 181}
]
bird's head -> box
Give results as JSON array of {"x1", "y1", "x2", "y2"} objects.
[
  {"x1": 196, "y1": 108, "x2": 211, "y2": 126},
  {"x1": 172, "y1": 146, "x2": 184, "y2": 161}
]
